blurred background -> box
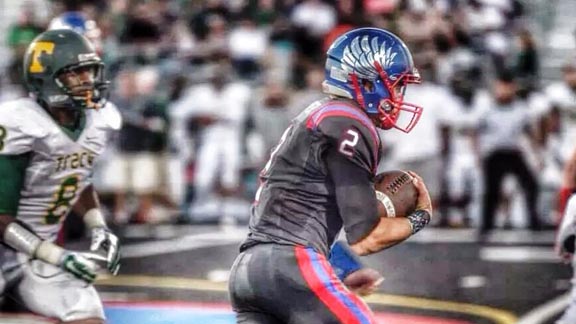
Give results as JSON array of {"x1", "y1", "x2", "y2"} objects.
[{"x1": 0, "y1": 0, "x2": 575, "y2": 323}]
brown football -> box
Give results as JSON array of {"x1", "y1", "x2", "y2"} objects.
[{"x1": 374, "y1": 170, "x2": 418, "y2": 217}]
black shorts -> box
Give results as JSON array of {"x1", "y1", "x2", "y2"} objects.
[{"x1": 228, "y1": 244, "x2": 375, "y2": 324}]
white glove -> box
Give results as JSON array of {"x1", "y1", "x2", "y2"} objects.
[{"x1": 90, "y1": 227, "x2": 121, "y2": 275}]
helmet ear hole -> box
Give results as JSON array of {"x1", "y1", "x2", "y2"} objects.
[{"x1": 361, "y1": 79, "x2": 375, "y2": 92}]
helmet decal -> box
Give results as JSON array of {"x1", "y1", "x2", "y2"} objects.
[
  {"x1": 341, "y1": 35, "x2": 397, "y2": 79},
  {"x1": 28, "y1": 41, "x2": 55, "y2": 73},
  {"x1": 78, "y1": 53, "x2": 98, "y2": 62}
]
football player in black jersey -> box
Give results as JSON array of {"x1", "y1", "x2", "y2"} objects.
[{"x1": 229, "y1": 27, "x2": 433, "y2": 324}]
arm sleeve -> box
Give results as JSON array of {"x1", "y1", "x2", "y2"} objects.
[
  {"x1": 326, "y1": 147, "x2": 380, "y2": 244},
  {"x1": 0, "y1": 118, "x2": 35, "y2": 155},
  {"x1": 0, "y1": 154, "x2": 31, "y2": 215},
  {"x1": 0, "y1": 105, "x2": 35, "y2": 215}
]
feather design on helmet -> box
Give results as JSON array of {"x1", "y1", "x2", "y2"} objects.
[{"x1": 341, "y1": 35, "x2": 398, "y2": 79}]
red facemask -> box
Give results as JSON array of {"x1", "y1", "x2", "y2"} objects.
[{"x1": 350, "y1": 61, "x2": 423, "y2": 132}]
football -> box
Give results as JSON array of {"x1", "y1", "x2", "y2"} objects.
[{"x1": 374, "y1": 170, "x2": 418, "y2": 217}]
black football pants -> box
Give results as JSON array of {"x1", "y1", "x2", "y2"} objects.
[{"x1": 480, "y1": 149, "x2": 539, "y2": 232}]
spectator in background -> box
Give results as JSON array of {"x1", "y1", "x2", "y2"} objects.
[
  {"x1": 364, "y1": 0, "x2": 397, "y2": 15},
  {"x1": 149, "y1": 0, "x2": 195, "y2": 57},
  {"x1": 396, "y1": 1, "x2": 434, "y2": 51},
  {"x1": 287, "y1": 65, "x2": 325, "y2": 118},
  {"x1": 291, "y1": 0, "x2": 336, "y2": 40},
  {"x1": 291, "y1": 0, "x2": 336, "y2": 69},
  {"x1": 188, "y1": 0, "x2": 230, "y2": 45},
  {"x1": 106, "y1": 67, "x2": 170, "y2": 224},
  {"x1": 173, "y1": 62, "x2": 251, "y2": 223},
  {"x1": 514, "y1": 28, "x2": 539, "y2": 95},
  {"x1": 436, "y1": 28, "x2": 479, "y2": 85},
  {"x1": 462, "y1": 0, "x2": 521, "y2": 72},
  {"x1": 6, "y1": 3, "x2": 44, "y2": 90},
  {"x1": 545, "y1": 60, "x2": 576, "y2": 162},
  {"x1": 251, "y1": 81, "x2": 291, "y2": 157},
  {"x1": 461, "y1": 0, "x2": 498, "y2": 52},
  {"x1": 538, "y1": 105, "x2": 565, "y2": 224},
  {"x1": 247, "y1": 0, "x2": 279, "y2": 26},
  {"x1": 546, "y1": 60, "x2": 576, "y2": 218},
  {"x1": 397, "y1": 0, "x2": 451, "y2": 54},
  {"x1": 265, "y1": 16, "x2": 296, "y2": 86},
  {"x1": 474, "y1": 71, "x2": 541, "y2": 235},
  {"x1": 193, "y1": 14, "x2": 229, "y2": 61},
  {"x1": 442, "y1": 63, "x2": 484, "y2": 227},
  {"x1": 116, "y1": 0, "x2": 164, "y2": 68},
  {"x1": 322, "y1": 0, "x2": 363, "y2": 54},
  {"x1": 120, "y1": 1, "x2": 161, "y2": 45},
  {"x1": 228, "y1": 15, "x2": 268, "y2": 80}
]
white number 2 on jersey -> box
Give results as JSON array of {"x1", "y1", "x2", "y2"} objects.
[{"x1": 339, "y1": 129, "x2": 359, "y2": 157}]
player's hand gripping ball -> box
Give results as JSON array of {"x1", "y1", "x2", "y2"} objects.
[{"x1": 374, "y1": 170, "x2": 418, "y2": 217}]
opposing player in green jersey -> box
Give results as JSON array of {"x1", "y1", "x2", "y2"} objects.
[{"x1": 0, "y1": 29, "x2": 121, "y2": 323}]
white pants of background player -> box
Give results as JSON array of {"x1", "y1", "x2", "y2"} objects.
[
  {"x1": 557, "y1": 194, "x2": 576, "y2": 324},
  {"x1": 0, "y1": 249, "x2": 103, "y2": 322},
  {"x1": 446, "y1": 152, "x2": 482, "y2": 226},
  {"x1": 189, "y1": 125, "x2": 241, "y2": 221}
]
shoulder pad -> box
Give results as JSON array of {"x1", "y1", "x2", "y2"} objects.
[
  {"x1": 307, "y1": 101, "x2": 379, "y2": 141},
  {"x1": 308, "y1": 101, "x2": 380, "y2": 173},
  {"x1": 0, "y1": 98, "x2": 50, "y2": 138},
  {"x1": 95, "y1": 101, "x2": 122, "y2": 131},
  {"x1": 0, "y1": 98, "x2": 51, "y2": 154}
]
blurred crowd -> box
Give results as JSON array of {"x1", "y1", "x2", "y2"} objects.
[{"x1": 1, "y1": 0, "x2": 575, "y2": 233}]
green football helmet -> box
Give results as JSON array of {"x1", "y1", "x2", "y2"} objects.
[{"x1": 23, "y1": 29, "x2": 109, "y2": 109}]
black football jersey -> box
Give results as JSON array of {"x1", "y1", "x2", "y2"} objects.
[{"x1": 240, "y1": 98, "x2": 382, "y2": 255}]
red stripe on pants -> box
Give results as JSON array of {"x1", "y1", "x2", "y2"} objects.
[{"x1": 295, "y1": 246, "x2": 364, "y2": 324}]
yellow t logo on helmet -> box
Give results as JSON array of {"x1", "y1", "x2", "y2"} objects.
[{"x1": 28, "y1": 41, "x2": 55, "y2": 73}]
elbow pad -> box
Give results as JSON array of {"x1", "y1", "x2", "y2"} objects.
[
  {"x1": 3, "y1": 222, "x2": 64, "y2": 265},
  {"x1": 3, "y1": 222, "x2": 42, "y2": 256}
]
